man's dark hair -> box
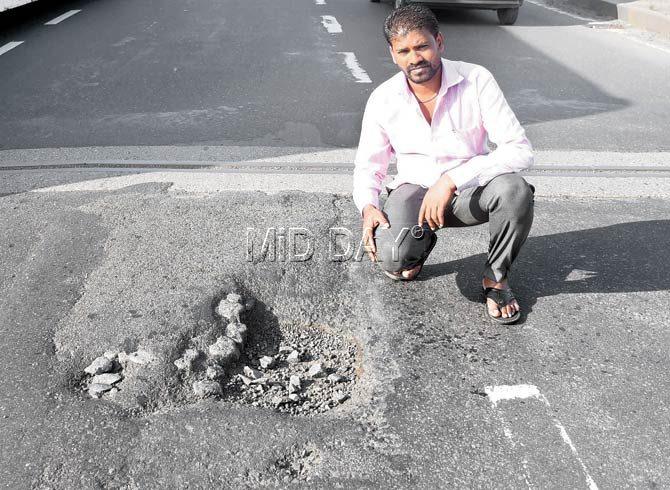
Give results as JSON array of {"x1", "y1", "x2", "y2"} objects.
[{"x1": 383, "y1": 5, "x2": 439, "y2": 45}]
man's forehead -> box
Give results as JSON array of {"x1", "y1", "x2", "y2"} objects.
[{"x1": 390, "y1": 28, "x2": 438, "y2": 48}]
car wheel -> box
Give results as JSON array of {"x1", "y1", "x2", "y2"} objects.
[
  {"x1": 497, "y1": 7, "x2": 519, "y2": 25},
  {"x1": 394, "y1": 0, "x2": 408, "y2": 8}
]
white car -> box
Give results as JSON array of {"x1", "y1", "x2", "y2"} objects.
[{"x1": 371, "y1": 0, "x2": 523, "y2": 25}]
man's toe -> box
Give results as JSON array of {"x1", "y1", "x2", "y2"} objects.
[{"x1": 487, "y1": 299, "x2": 501, "y2": 317}]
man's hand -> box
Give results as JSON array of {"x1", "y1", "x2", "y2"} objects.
[
  {"x1": 361, "y1": 204, "x2": 390, "y2": 262},
  {"x1": 418, "y1": 174, "x2": 457, "y2": 230}
]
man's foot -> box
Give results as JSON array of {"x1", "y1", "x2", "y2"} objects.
[
  {"x1": 384, "y1": 263, "x2": 422, "y2": 281},
  {"x1": 482, "y1": 277, "x2": 520, "y2": 320}
]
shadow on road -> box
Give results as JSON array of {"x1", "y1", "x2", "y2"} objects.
[{"x1": 421, "y1": 220, "x2": 670, "y2": 320}]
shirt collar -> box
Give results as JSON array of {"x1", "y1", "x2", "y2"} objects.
[{"x1": 396, "y1": 58, "x2": 464, "y2": 102}]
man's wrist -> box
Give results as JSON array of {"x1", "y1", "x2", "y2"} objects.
[
  {"x1": 440, "y1": 173, "x2": 457, "y2": 192},
  {"x1": 362, "y1": 203, "x2": 378, "y2": 217}
]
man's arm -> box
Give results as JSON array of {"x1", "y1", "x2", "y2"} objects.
[
  {"x1": 353, "y1": 93, "x2": 394, "y2": 215},
  {"x1": 446, "y1": 67, "x2": 534, "y2": 191}
]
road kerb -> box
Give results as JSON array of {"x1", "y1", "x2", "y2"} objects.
[{"x1": 618, "y1": 1, "x2": 670, "y2": 36}]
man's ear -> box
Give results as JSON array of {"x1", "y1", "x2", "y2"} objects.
[
  {"x1": 388, "y1": 45, "x2": 397, "y2": 64},
  {"x1": 435, "y1": 32, "x2": 445, "y2": 54}
]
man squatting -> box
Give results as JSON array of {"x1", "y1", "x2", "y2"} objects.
[{"x1": 352, "y1": 5, "x2": 535, "y2": 324}]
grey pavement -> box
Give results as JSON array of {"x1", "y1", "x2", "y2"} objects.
[{"x1": 0, "y1": 182, "x2": 669, "y2": 487}]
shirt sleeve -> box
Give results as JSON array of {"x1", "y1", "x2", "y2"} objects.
[
  {"x1": 352, "y1": 92, "x2": 394, "y2": 215},
  {"x1": 446, "y1": 67, "x2": 534, "y2": 191}
]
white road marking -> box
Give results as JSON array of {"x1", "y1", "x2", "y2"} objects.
[
  {"x1": 337, "y1": 52, "x2": 372, "y2": 83},
  {"x1": 485, "y1": 384, "x2": 599, "y2": 490},
  {"x1": 484, "y1": 384, "x2": 545, "y2": 407},
  {"x1": 45, "y1": 9, "x2": 81, "y2": 25},
  {"x1": 315, "y1": 0, "x2": 326, "y2": 4},
  {"x1": 525, "y1": 0, "x2": 595, "y2": 22},
  {"x1": 555, "y1": 422, "x2": 600, "y2": 490},
  {"x1": 565, "y1": 269, "x2": 598, "y2": 281},
  {"x1": 0, "y1": 41, "x2": 24, "y2": 56},
  {"x1": 321, "y1": 15, "x2": 342, "y2": 34}
]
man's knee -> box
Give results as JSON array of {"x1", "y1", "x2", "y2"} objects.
[
  {"x1": 374, "y1": 224, "x2": 428, "y2": 273},
  {"x1": 488, "y1": 174, "x2": 534, "y2": 215}
]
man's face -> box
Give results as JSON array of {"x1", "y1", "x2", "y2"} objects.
[{"x1": 389, "y1": 28, "x2": 444, "y2": 84}]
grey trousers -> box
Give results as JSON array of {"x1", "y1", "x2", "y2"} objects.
[{"x1": 373, "y1": 173, "x2": 535, "y2": 282}]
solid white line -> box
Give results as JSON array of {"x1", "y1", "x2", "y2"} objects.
[
  {"x1": 555, "y1": 422, "x2": 599, "y2": 490},
  {"x1": 45, "y1": 9, "x2": 81, "y2": 25},
  {"x1": 337, "y1": 52, "x2": 372, "y2": 83},
  {"x1": 321, "y1": 15, "x2": 342, "y2": 34},
  {"x1": 525, "y1": 0, "x2": 595, "y2": 22},
  {"x1": 0, "y1": 41, "x2": 24, "y2": 56},
  {"x1": 485, "y1": 384, "x2": 599, "y2": 490}
]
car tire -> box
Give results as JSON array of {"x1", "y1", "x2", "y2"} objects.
[
  {"x1": 497, "y1": 7, "x2": 519, "y2": 25},
  {"x1": 394, "y1": 0, "x2": 408, "y2": 8}
]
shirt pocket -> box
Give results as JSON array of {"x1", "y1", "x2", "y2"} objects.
[{"x1": 435, "y1": 125, "x2": 483, "y2": 159}]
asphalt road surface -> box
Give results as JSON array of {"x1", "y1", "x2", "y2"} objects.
[
  {"x1": 1, "y1": 0, "x2": 669, "y2": 153},
  {"x1": 1, "y1": 0, "x2": 670, "y2": 488}
]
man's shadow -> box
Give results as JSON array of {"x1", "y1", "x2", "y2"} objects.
[{"x1": 420, "y1": 220, "x2": 670, "y2": 321}]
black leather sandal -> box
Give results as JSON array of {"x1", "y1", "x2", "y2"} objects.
[{"x1": 483, "y1": 287, "x2": 521, "y2": 324}]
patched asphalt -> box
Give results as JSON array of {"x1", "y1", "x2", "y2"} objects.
[{"x1": 0, "y1": 185, "x2": 668, "y2": 487}]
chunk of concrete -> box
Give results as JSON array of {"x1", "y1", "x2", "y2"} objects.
[
  {"x1": 226, "y1": 292, "x2": 242, "y2": 304},
  {"x1": 333, "y1": 391, "x2": 349, "y2": 404},
  {"x1": 327, "y1": 373, "x2": 345, "y2": 384},
  {"x1": 192, "y1": 380, "x2": 222, "y2": 398},
  {"x1": 287, "y1": 351, "x2": 300, "y2": 364},
  {"x1": 243, "y1": 366, "x2": 264, "y2": 380},
  {"x1": 91, "y1": 373, "x2": 122, "y2": 385},
  {"x1": 208, "y1": 336, "x2": 240, "y2": 366},
  {"x1": 216, "y1": 300, "x2": 244, "y2": 322},
  {"x1": 183, "y1": 348, "x2": 200, "y2": 362},
  {"x1": 308, "y1": 363, "x2": 325, "y2": 378},
  {"x1": 288, "y1": 375, "x2": 301, "y2": 394},
  {"x1": 259, "y1": 356, "x2": 275, "y2": 369},
  {"x1": 89, "y1": 383, "x2": 113, "y2": 398},
  {"x1": 206, "y1": 365, "x2": 225, "y2": 380},
  {"x1": 84, "y1": 356, "x2": 114, "y2": 376},
  {"x1": 226, "y1": 322, "x2": 248, "y2": 346},
  {"x1": 103, "y1": 350, "x2": 119, "y2": 360},
  {"x1": 174, "y1": 348, "x2": 201, "y2": 371}
]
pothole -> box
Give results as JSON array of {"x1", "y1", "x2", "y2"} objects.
[{"x1": 78, "y1": 287, "x2": 361, "y2": 416}]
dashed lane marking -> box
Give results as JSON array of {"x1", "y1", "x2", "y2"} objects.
[
  {"x1": 321, "y1": 15, "x2": 342, "y2": 34},
  {"x1": 337, "y1": 52, "x2": 372, "y2": 83},
  {"x1": 0, "y1": 41, "x2": 24, "y2": 56},
  {"x1": 315, "y1": 0, "x2": 326, "y2": 4},
  {"x1": 485, "y1": 384, "x2": 599, "y2": 490},
  {"x1": 44, "y1": 9, "x2": 81, "y2": 25}
]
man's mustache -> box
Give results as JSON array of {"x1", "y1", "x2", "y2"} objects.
[{"x1": 409, "y1": 62, "x2": 430, "y2": 71}]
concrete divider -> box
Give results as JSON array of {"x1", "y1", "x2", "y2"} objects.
[{"x1": 618, "y1": 0, "x2": 670, "y2": 36}]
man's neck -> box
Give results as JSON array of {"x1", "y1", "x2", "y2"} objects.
[{"x1": 407, "y1": 63, "x2": 442, "y2": 100}]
